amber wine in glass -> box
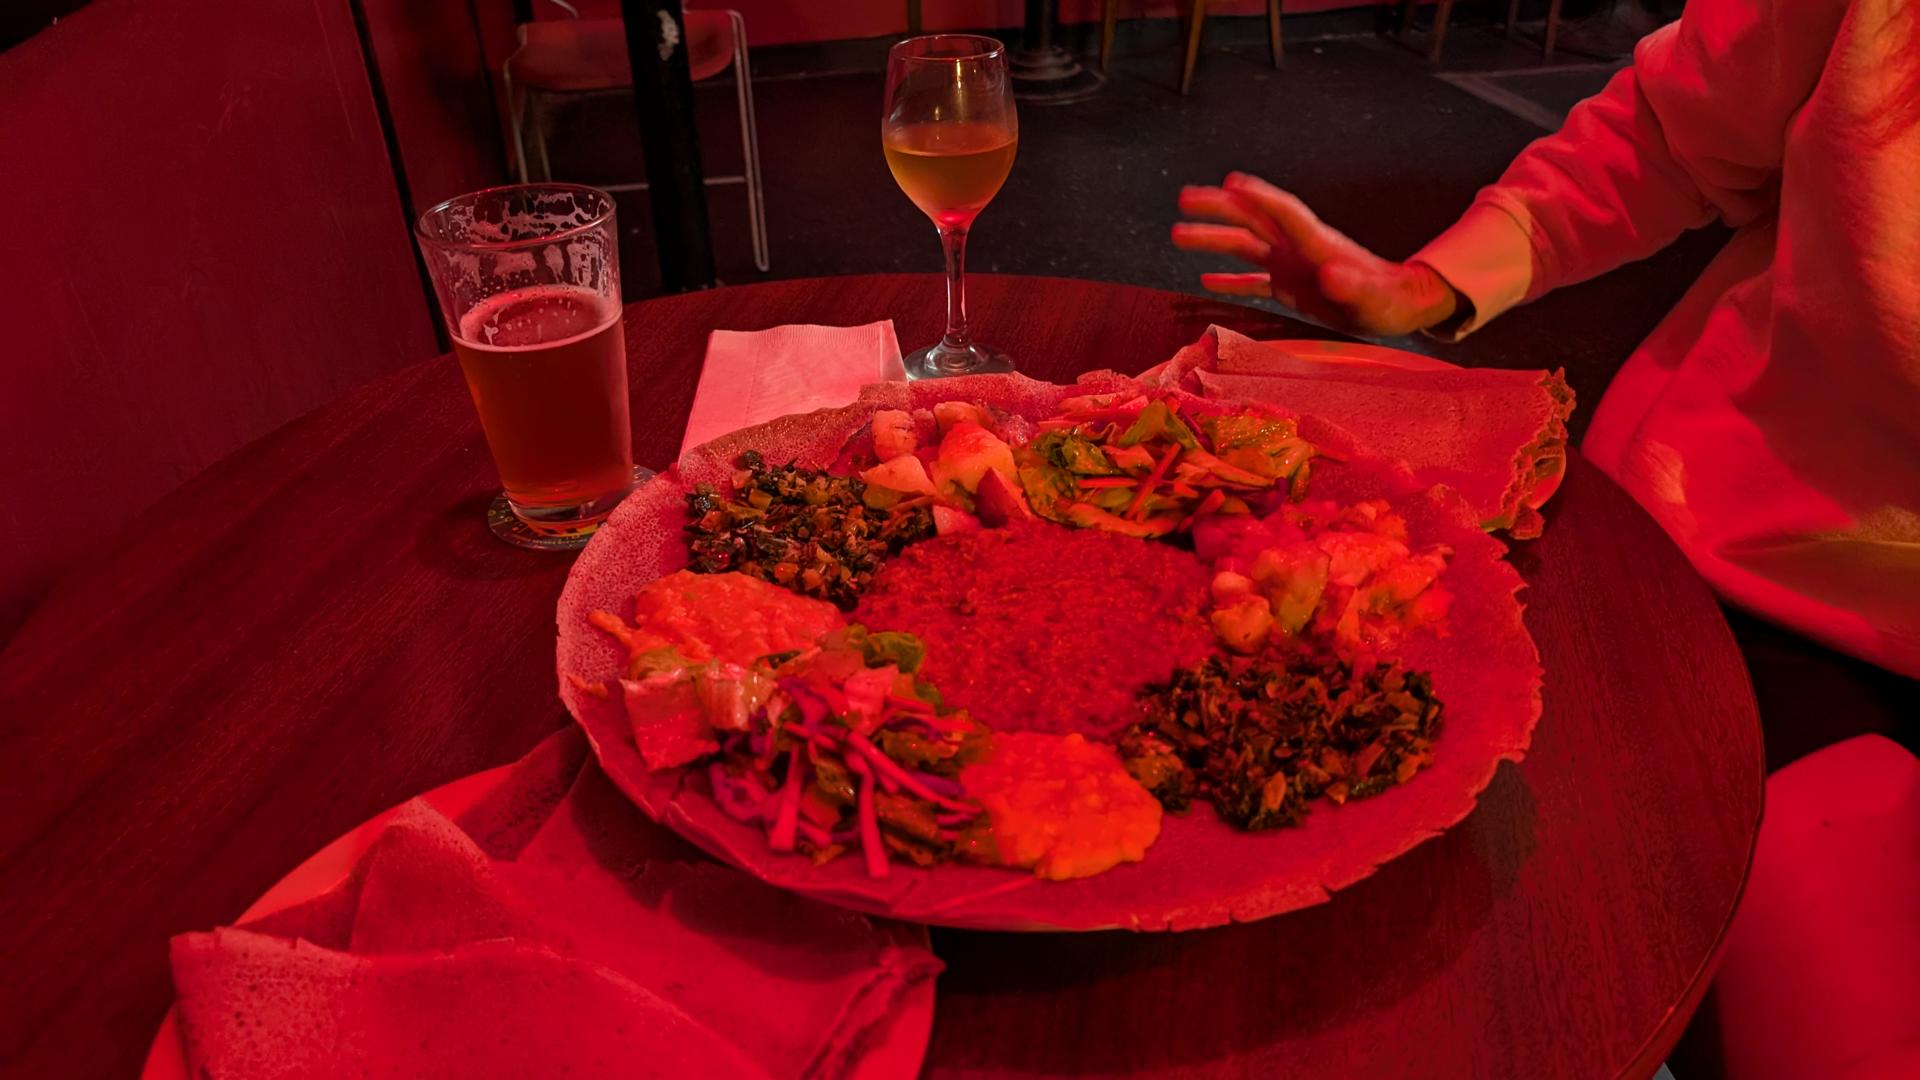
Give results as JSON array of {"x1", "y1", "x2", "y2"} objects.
[{"x1": 882, "y1": 36, "x2": 1018, "y2": 379}]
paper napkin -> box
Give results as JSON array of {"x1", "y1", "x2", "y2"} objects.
[{"x1": 680, "y1": 321, "x2": 906, "y2": 457}]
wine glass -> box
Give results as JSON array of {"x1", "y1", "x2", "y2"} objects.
[{"x1": 882, "y1": 35, "x2": 1018, "y2": 380}]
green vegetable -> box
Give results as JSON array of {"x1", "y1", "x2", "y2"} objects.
[
  {"x1": 1014, "y1": 443, "x2": 1075, "y2": 523},
  {"x1": 684, "y1": 456, "x2": 935, "y2": 609},
  {"x1": 1120, "y1": 655, "x2": 1443, "y2": 831},
  {"x1": 1050, "y1": 433, "x2": 1123, "y2": 475},
  {"x1": 811, "y1": 757, "x2": 857, "y2": 803},
  {"x1": 627, "y1": 646, "x2": 691, "y2": 679},
  {"x1": 1117, "y1": 400, "x2": 1200, "y2": 450},
  {"x1": 862, "y1": 630, "x2": 926, "y2": 673},
  {"x1": 874, "y1": 729, "x2": 950, "y2": 770},
  {"x1": 1063, "y1": 502, "x2": 1179, "y2": 539}
]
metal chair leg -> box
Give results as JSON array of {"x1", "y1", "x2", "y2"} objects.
[
  {"x1": 528, "y1": 89, "x2": 556, "y2": 182},
  {"x1": 732, "y1": 12, "x2": 769, "y2": 273},
  {"x1": 1267, "y1": 0, "x2": 1283, "y2": 68},
  {"x1": 1542, "y1": 0, "x2": 1563, "y2": 58},
  {"x1": 1180, "y1": 0, "x2": 1207, "y2": 95},
  {"x1": 1100, "y1": 0, "x2": 1117, "y2": 72},
  {"x1": 1397, "y1": 0, "x2": 1416, "y2": 40},
  {"x1": 505, "y1": 64, "x2": 532, "y2": 184},
  {"x1": 1505, "y1": 0, "x2": 1522, "y2": 36}
]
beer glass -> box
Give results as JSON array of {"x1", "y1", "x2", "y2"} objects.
[{"x1": 416, "y1": 184, "x2": 645, "y2": 550}]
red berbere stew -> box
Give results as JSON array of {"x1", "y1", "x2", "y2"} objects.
[{"x1": 855, "y1": 522, "x2": 1215, "y2": 738}]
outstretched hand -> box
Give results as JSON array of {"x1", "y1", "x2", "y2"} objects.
[{"x1": 1173, "y1": 172, "x2": 1461, "y2": 337}]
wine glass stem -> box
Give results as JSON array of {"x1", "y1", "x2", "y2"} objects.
[{"x1": 938, "y1": 223, "x2": 973, "y2": 355}]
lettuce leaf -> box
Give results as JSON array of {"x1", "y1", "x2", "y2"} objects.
[{"x1": 1117, "y1": 400, "x2": 1201, "y2": 450}]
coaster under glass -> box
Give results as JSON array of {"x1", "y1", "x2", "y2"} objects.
[{"x1": 487, "y1": 465, "x2": 654, "y2": 551}]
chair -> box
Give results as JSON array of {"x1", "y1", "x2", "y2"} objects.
[
  {"x1": 1398, "y1": 0, "x2": 1565, "y2": 63},
  {"x1": 1100, "y1": 1, "x2": 1283, "y2": 95},
  {"x1": 504, "y1": 2, "x2": 769, "y2": 271}
]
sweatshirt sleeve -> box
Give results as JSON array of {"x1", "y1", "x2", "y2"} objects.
[{"x1": 1408, "y1": 0, "x2": 1850, "y2": 338}]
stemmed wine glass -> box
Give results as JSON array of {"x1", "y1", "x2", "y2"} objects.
[{"x1": 882, "y1": 35, "x2": 1019, "y2": 380}]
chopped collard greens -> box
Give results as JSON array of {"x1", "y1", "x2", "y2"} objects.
[
  {"x1": 1120, "y1": 655, "x2": 1443, "y2": 830},
  {"x1": 684, "y1": 451, "x2": 935, "y2": 609}
]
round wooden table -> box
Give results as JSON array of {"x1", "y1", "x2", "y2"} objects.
[{"x1": 0, "y1": 274, "x2": 1762, "y2": 1078}]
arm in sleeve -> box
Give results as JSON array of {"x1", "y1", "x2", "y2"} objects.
[{"x1": 1409, "y1": 0, "x2": 1851, "y2": 337}]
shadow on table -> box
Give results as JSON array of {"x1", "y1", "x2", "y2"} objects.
[
  {"x1": 926, "y1": 763, "x2": 1537, "y2": 1074},
  {"x1": 412, "y1": 490, "x2": 576, "y2": 583}
]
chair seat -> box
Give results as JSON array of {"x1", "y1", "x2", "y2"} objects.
[{"x1": 509, "y1": 11, "x2": 734, "y2": 93}]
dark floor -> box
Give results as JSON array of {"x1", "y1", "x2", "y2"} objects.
[{"x1": 535, "y1": 12, "x2": 1732, "y2": 442}]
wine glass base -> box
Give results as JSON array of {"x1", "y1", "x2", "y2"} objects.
[
  {"x1": 486, "y1": 465, "x2": 654, "y2": 551},
  {"x1": 904, "y1": 342, "x2": 1016, "y2": 381}
]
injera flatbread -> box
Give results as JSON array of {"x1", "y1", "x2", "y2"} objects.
[
  {"x1": 558, "y1": 373, "x2": 1541, "y2": 931},
  {"x1": 1145, "y1": 326, "x2": 1574, "y2": 538}
]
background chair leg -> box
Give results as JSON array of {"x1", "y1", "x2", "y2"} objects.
[
  {"x1": 1181, "y1": 0, "x2": 1206, "y2": 95},
  {"x1": 907, "y1": 0, "x2": 921, "y2": 37},
  {"x1": 732, "y1": 13, "x2": 769, "y2": 272},
  {"x1": 1428, "y1": 0, "x2": 1453, "y2": 62},
  {"x1": 1505, "y1": 0, "x2": 1521, "y2": 36},
  {"x1": 1101, "y1": 0, "x2": 1117, "y2": 72},
  {"x1": 1542, "y1": 0, "x2": 1562, "y2": 58},
  {"x1": 1267, "y1": 0, "x2": 1282, "y2": 68},
  {"x1": 1397, "y1": 0, "x2": 1415, "y2": 40},
  {"x1": 529, "y1": 92, "x2": 555, "y2": 182},
  {"x1": 505, "y1": 69, "x2": 532, "y2": 184}
]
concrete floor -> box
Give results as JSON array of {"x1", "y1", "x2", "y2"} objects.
[{"x1": 536, "y1": 13, "x2": 1730, "y2": 442}]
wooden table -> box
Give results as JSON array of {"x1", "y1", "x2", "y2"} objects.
[{"x1": 0, "y1": 275, "x2": 1762, "y2": 1078}]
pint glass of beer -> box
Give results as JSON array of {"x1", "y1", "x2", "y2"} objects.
[{"x1": 415, "y1": 184, "x2": 643, "y2": 549}]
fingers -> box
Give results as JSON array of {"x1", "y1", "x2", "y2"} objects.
[
  {"x1": 1198, "y1": 272, "x2": 1273, "y2": 298},
  {"x1": 1171, "y1": 223, "x2": 1272, "y2": 265},
  {"x1": 1222, "y1": 172, "x2": 1340, "y2": 263},
  {"x1": 1178, "y1": 186, "x2": 1284, "y2": 246}
]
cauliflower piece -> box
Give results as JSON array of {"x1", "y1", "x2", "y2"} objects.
[
  {"x1": 1210, "y1": 570, "x2": 1255, "y2": 603},
  {"x1": 933, "y1": 505, "x2": 982, "y2": 535},
  {"x1": 1211, "y1": 596, "x2": 1274, "y2": 654},
  {"x1": 861, "y1": 454, "x2": 936, "y2": 496},
  {"x1": 930, "y1": 421, "x2": 1017, "y2": 496},
  {"x1": 932, "y1": 400, "x2": 990, "y2": 433},
  {"x1": 871, "y1": 409, "x2": 918, "y2": 462}
]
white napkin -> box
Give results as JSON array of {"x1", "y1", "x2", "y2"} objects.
[{"x1": 679, "y1": 321, "x2": 906, "y2": 457}]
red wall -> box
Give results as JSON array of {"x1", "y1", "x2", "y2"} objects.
[
  {"x1": 0, "y1": 0, "x2": 438, "y2": 640},
  {"x1": 362, "y1": 0, "x2": 515, "y2": 215}
]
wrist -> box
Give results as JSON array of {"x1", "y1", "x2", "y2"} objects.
[{"x1": 1407, "y1": 261, "x2": 1469, "y2": 335}]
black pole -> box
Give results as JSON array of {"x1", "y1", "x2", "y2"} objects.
[
  {"x1": 620, "y1": 0, "x2": 717, "y2": 291},
  {"x1": 1009, "y1": 0, "x2": 1104, "y2": 104}
]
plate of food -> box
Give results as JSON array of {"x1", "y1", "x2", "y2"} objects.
[{"x1": 559, "y1": 367, "x2": 1551, "y2": 931}]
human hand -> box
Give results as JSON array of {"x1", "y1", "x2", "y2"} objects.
[{"x1": 1173, "y1": 172, "x2": 1461, "y2": 336}]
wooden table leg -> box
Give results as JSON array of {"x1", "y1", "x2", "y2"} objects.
[
  {"x1": 1429, "y1": 0, "x2": 1453, "y2": 62},
  {"x1": 1181, "y1": 0, "x2": 1207, "y2": 94},
  {"x1": 1267, "y1": 0, "x2": 1283, "y2": 68}
]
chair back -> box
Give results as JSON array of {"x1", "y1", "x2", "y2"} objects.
[{"x1": 0, "y1": 0, "x2": 439, "y2": 642}]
